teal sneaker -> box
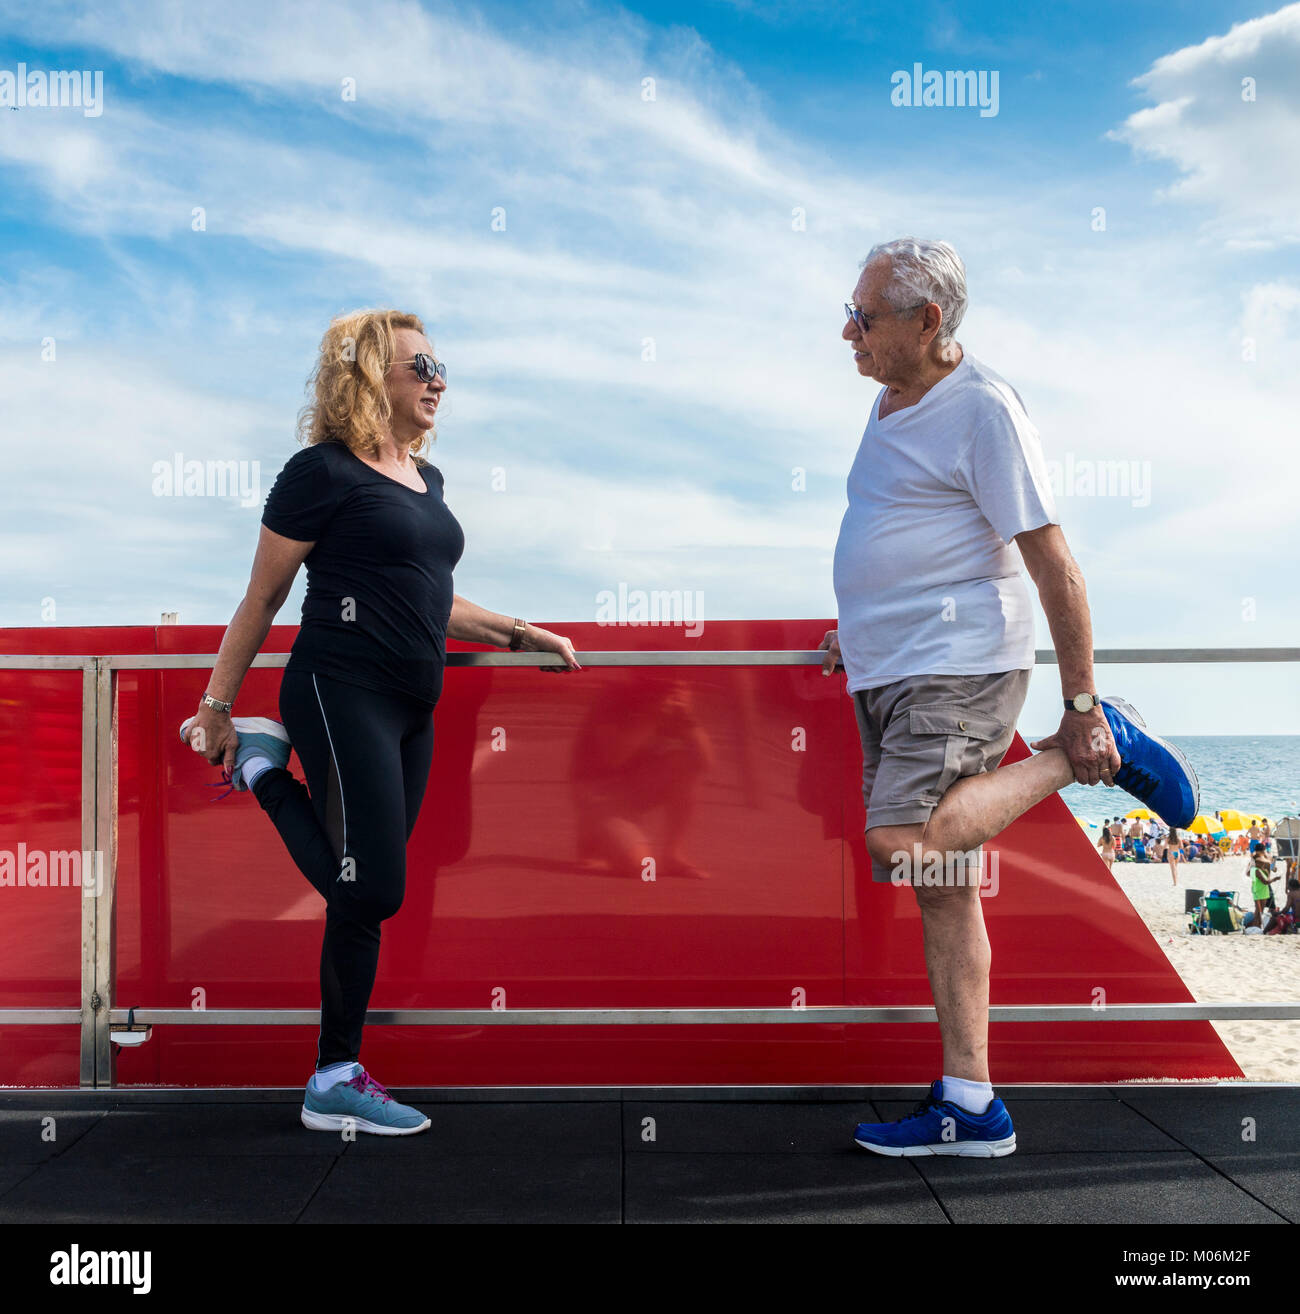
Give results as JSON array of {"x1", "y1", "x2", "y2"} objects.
[
  {"x1": 179, "y1": 715, "x2": 291, "y2": 796},
  {"x1": 300, "y1": 1065, "x2": 431, "y2": 1136}
]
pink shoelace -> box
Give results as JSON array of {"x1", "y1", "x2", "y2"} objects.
[{"x1": 346, "y1": 1070, "x2": 393, "y2": 1103}]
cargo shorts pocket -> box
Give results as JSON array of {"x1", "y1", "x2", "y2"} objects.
[{"x1": 908, "y1": 704, "x2": 1009, "y2": 803}]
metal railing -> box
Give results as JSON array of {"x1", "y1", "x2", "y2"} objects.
[{"x1": 2, "y1": 644, "x2": 1298, "y2": 1088}]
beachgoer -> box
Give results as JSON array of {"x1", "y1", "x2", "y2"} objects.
[
  {"x1": 1098, "y1": 828, "x2": 1116, "y2": 869},
  {"x1": 1250, "y1": 850, "x2": 1278, "y2": 928}
]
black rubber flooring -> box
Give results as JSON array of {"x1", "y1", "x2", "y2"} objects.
[{"x1": 0, "y1": 1085, "x2": 1294, "y2": 1224}]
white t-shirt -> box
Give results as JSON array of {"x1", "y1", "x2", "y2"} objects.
[{"x1": 832, "y1": 353, "x2": 1058, "y2": 693}]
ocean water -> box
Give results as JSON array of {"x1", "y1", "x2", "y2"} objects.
[{"x1": 1031, "y1": 735, "x2": 1300, "y2": 824}]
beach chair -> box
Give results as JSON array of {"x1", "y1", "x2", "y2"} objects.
[
  {"x1": 1187, "y1": 900, "x2": 1211, "y2": 935},
  {"x1": 1204, "y1": 895, "x2": 1242, "y2": 934}
]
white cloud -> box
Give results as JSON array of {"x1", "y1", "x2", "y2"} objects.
[
  {"x1": 1241, "y1": 279, "x2": 1300, "y2": 339},
  {"x1": 0, "y1": 347, "x2": 280, "y2": 623},
  {"x1": 1108, "y1": 3, "x2": 1300, "y2": 246}
]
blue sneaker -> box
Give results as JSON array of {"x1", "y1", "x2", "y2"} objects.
[
  {"x1": 300, "y1": 1064, "x2": 431, "y2": 1135},
  {"x1": 1099, "y1": 696, "x2": 1199, "y2": 829},
  {"x1": 854, "y1": 1080, "x2": 1016, "y2": 1157},
  {"x1": 179, "y1": 715, "x2": 291, "y2": 796}
]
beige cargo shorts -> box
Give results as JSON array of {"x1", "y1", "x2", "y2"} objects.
[{"x1": 853, "y1": 669, "x2": 1031, "y2": 883}]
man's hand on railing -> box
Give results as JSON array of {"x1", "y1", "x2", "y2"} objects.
[
  {"x1": 818, "y1": 629, "x2": 843, "y2": 676},
  {"x1": 183, "y1": 706, "x2": 239, "y2": 776}
]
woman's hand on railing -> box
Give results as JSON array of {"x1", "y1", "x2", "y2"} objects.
[
  {"x1": 183, "y1": 705, "x2": 239, "y2": 775},
  {"x1": 525, "y1": 625, "x2": 582, "y2": 672},
  {"x1": 818, "y1": 629, "x2": 843, "y2": 676}
]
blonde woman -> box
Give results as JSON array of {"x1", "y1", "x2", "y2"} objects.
[{"x1": 181, "y1": 310, "x2": 579, "y2": 1134}]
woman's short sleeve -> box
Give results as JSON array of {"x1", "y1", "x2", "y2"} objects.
[{"x1": 261, "y1": 445, "x2": 339, "y2": 542}]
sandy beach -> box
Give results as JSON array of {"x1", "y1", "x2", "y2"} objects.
[{"x1": 1106, "y1": 853, "x2": 1299, "y2": 1081}]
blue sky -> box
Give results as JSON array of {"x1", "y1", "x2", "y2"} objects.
[{"x1": 1, "y1": 0, "x2": 1298, "y2": 733}]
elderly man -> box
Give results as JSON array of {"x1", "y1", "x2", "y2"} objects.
[{"x1": 823, "y1": 237, "x2": 1198, "y2": 1157}]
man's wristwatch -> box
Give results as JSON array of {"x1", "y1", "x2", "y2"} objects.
[
  {"x1": 508, "y1": 618, "x2": 527, "y2": 651},
  {"x1": 1064, "y1": 692, "x2": 1100, "y2": 713},
  {"x1": 201, "y1": 692, "x2": 233, "y2": 714}
]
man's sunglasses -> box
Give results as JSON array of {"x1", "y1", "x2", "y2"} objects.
[
  {"x1": 844, "y1": 301, "x2": 927, "y2": 333},
  {"x1": 400, "y1": 353, "x2": 447, "y2": 384}
]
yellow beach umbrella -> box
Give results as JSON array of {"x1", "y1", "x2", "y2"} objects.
[
  {"x1": 1124, "y1": 808, "x2": 1158, "y2": 821},
  {"x1": 1218, "y1": 809, "x2": 1256, "y2": 831},
  {"x1": 1187, "y1": 814, "x2": 1225, "y2": 836}
]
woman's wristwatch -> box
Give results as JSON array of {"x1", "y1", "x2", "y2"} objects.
[
  {"x1": 508, "y1": 618, "x2": 527, "y2": 651},
  {"x1": 201, "y1": 692, "x2": 233, "y2": 713}
]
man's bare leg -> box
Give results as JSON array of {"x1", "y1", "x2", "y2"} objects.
[
  {"x1": 924, "y1": 744, "x2": 1081, "y2": 855},
  {"x1": 866, "y1": 825, "x2": 991, "y2": 1081},
  {"x1": 865, "y1": 744, "x2": 1085, "y2": 1082},
  {"x1": 919, "y1": 880, "x2": 990, "y2": 1081}
]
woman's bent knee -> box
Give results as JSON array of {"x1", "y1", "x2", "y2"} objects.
[{"x1": 330, "y1": 875, "x2": 406, "y2": 924}]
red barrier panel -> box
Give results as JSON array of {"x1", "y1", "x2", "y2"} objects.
[
  {"x1": 0, "y1": 622, "x2": 1240, "y2": 1086},
  {"x1": 0, "y1": 627, "x2": 156, "y2": 1085}
]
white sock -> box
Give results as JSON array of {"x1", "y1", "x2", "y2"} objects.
[
  {"x1": 942, "y1": 1074, "x2": 994, "y2": 1114},
  {"x1": 241, "y1": 754, "x2": 276, "y2": 787},
  {"x1": 311, "y1": 1060, "x2": 359, "y2": 1091}
]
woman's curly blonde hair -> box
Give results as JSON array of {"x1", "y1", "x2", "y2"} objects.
[{"x1": 297, "y1": 309, "x2": 434, "y2": 462}]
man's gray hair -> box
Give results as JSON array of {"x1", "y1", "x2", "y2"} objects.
[{"x1": 862, "y1": 237, "x2": 967, "y2": 344}]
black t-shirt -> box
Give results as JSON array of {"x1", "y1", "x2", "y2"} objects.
[{"x1": 260, "y1": 440, "x2": 465, "y2": 707}]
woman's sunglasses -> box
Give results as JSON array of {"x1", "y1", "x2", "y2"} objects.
[{"x1": 400, "y1": 353, "x2": 447, "y2": 384}]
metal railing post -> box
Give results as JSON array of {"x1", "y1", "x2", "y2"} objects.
[
  {"x1": 78, "y1": 658, "x2": 98, "y2": 1087},
  {"x1": 89, "y1": 660, "x2": 117, "y2": 1087}
]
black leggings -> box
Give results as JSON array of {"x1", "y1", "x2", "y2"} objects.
[{"x1": 251, "y1": 668, "x2": 435, "y2": 1068}]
